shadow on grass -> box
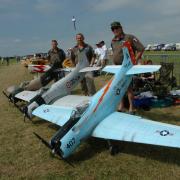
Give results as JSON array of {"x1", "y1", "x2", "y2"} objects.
[
  {"x1": 48, "y1": 124, "x2": 60, "y2": 130},
  {"x1": 32, "y1": 118, "x2": 49, "y2": 125},
  {"x1": 69, "y1": 138, "x2": 107, "y2": 163},
  {"x1": 67, "y1": 137, "x2": 180, "y2": 166},
  {"x1": 122, "y1": 141, "x2": 180, "y2": 166}
]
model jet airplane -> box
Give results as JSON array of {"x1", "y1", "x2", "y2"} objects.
[{"x1": 32, "y1": 42, "x2": 180, "y2": 160}]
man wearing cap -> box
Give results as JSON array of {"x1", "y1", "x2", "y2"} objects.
[
  {"x1": 111, "y1": 21, "x2": 144, "y2": 114},
  {"x1": 71, "y1": 33, "x2": 96, "y2": 96}
]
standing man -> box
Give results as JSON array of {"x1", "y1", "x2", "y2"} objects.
[
  {"x1": 42, "y1": 40, "x2": 66, "y2": 83},
  {"x1": 111, "y1": 21, "x2": 144, "y2": 114},
  {"x1": 71, "y1": 33, "x2": 96, "y2": 96}
]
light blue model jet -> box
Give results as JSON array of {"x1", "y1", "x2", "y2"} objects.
[{"x1": 33, "y1": 43, "x2": 180, "y2": 160}]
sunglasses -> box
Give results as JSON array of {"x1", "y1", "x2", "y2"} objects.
[{"x1": 111, "y1": 26, "x2": 120, "y2": 31}]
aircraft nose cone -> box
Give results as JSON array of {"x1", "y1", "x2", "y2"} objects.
[{"x1": 50, "y1": 139, "x2": 62, "y2": 156}]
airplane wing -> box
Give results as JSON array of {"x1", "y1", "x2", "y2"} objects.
[
  {"x1": 33, "y1": 95, "x2": 91, "y2": 126},
  {"x1": 62, "y1": 67, "x2": 75, "y2": 72},
  {"x1": 126, "y1": 65, "x2": 161, "y2": 75},
  {"x1": 15, "y1": 90, "x2": 41, "y2": 102},
  {"x1": 55, "y1": 66, "x2": 100, "y2": 73},
  {"x1": 79, "y1": 66, "x2": 102, "y2": 73},
  {"x1": 52, "y1": 95, "x2": 91, "y2": 107},
  {"x1": 102, "y1": 65, "x2": 121, "y2": 74},
  {"x1": 92, "y1": 112, "x2": 180, "y2": 148}
]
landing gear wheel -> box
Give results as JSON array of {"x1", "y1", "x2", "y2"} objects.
[{"x1": 109, "y1": 145, "x2": 119, "y2": 156}]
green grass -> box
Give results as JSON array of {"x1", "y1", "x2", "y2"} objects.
[{"x1": 0, "y1": 63, "x2": 180, "y2": 179}]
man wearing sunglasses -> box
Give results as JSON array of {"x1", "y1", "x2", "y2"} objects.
[{"x1": 111, "y1": 21, "x2": 144, "y2": 114}]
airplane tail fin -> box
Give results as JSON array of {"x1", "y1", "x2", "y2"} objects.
[
  {"x1": 102, "y1": 42, "x2": 136, "y2": 74},
  {"x1": 123, "y1": 41, "x2": 137, "y2": 65},
  {"x1": 123, "y1": 41, "x2": 161, "y2": 75}
]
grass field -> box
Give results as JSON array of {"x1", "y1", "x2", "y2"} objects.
[{"x1": 0, "y1": 62, "x2": 180, "y2": 179}]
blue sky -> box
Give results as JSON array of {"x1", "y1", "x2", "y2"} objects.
[{"x1": 0, "y1": 0, "x2": 180, "y2": 56}]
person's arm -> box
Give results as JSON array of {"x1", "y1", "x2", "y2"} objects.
[
  {"x1": 90, "y1": 56, "x2": 96, "y2": 66},
  {"x1": 89, "y1": 46, "x2": 95, "y2": 66},
  {"x1": 131, "y1": 35, "x2": 145, "y2": 63},
  {"x1": 135, "y1": 51, "x2": 144, "y2": 62},
  {"x1": 61, "y1": 49, "x2": 66, "y2": 62}
]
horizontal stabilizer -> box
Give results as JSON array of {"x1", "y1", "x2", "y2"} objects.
[
  {"x1": 126, "y1": 65, "x2": 161, "y2": 75},
  {"x1": 33, "y1": 95, "x2": 91, "y2": 126},
  {"x1": 33, "y1": 105, "x2": 74, "y2": 126},
  {"x1": 102, "y1": 65, "x2": 122, "y2": 74},
  {"x1": 15, "y1": 90, "x2": 41, "y2": 102}
]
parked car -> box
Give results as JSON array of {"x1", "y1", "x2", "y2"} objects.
[
  {"x1": 162, "y1": 44, "x2": 176, "y2": 51},
  {"x1": 145, "y1": 44, "x2": 165, "y2": 51},
  {"x1": 145, "y1": 44, "x2": 153, "y2": 51},
  {"x1": 156, "y1": 44, "x2": 165, "y2": 50},
  {"x1": 176, "y1": 43, "x2": 180, "y2": 50}
]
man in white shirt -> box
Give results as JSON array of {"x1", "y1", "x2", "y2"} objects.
[{"x1": 93, "y1": 41, "x2": 108, "y2": 67}]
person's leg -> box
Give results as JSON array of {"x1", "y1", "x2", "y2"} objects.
[
  {"x1": 127, "y1": 87, "x2": 135, "y2": 113},
  {"x1": 80, "y1": 78, "x2": 88, "y2": 96},
  {"x1": 117, "y1": 98, "x2": 125, "y2": 112},
  {"x1": 85, "y1": 72, "x2": 96, "y2": 96}
]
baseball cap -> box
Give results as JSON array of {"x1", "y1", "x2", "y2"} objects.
[{"x1": 111, "y1": 21, "x2": 122, "y2": 28}]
